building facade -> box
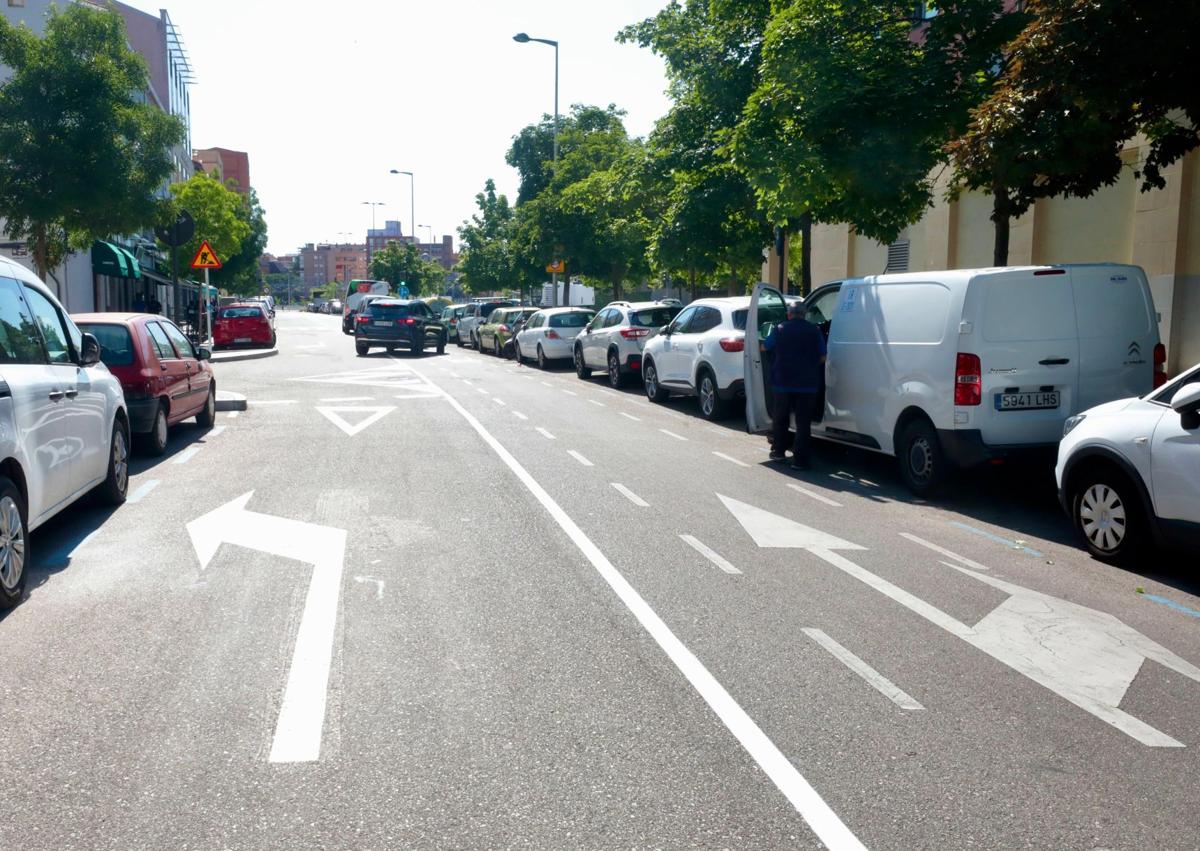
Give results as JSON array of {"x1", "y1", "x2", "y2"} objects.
[
  {"x1": 301, "y1": 243, "x2": 368, "y2": 287},
  {"x1": 193, "y1": 147, "x2": 251, "y2": 194},
  {"x1": 365, "y1": 221, "x2": 457, "y2": 271}
]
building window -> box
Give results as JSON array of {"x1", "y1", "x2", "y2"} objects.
[{"x1": 8, "y1": 0, "x2": 27, "y2": 6}]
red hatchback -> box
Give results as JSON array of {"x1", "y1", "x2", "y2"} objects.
[
  {"x1": 213, "y1": 302, "x2": 276, "y2": 349},
  {"x1": 73, "y1": 313, "x2": 217, "y2": 455}
]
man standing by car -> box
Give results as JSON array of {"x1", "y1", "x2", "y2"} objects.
[{"x1": 763, "y1": 300, "x2": 826, "y2": 469}]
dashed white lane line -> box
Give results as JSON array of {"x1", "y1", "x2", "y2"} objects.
[
  {"x1": 787, "y1": 483, "x2": 843, "y2": 508},
  {"x1": 417, "y1": 366, "x2": 864, "y2": 851},
  {"x1": 611, "y1": 483, "x2": 649, "y2": 507},
  {"x1": 448, "y1": 372, "x2": 461, "y2": 378},
  {"x1": 319, "y1": 396, "x2": 374, "y2": 402},
  {"x1": 713, "y1": 451, "x2": 750, "y2": 468},
  {"x1": 803, "y1": 629, "x2": 925, "y2": 711},
  {"x1": 900, "y1": 532, "x2": 990, "y2": 572},
  {"x1": 680, "y1": 534, "x2": 742, "y2": 575},
  {"x1": 536, "y1": 427, "x2": 556, "y2": 440},
  {"x1": 540, "y1": 381, "x2": 553, "y2": 388},
  {"x1": 173, "y1": 446, "x2": 202, "y2": 465},
  {"x1": 476, "y1": 387, "x2": 489, "y2": 395},
  {"x1": 127, "y1": 479, "x2": 160, "y2": 504},
  {"x1": 659, "y1": 428, "x2": 687, "y2": 441},
  {"x1": 619, "y1": 412, "x2": 641, "y2": 421},
  {"x1": 512, "y1": 411, "x2": 529, "y2": 421},
  {"x1": 226, "y1": 410, "x2": 240, "y2": 419},
  {"x1": 493, "y1": 398, "x2": 507, "y2": 406},
  {"x1": 589, "y1": 399, "x2": 606, "y2": 407},
  {"x1": 562, "y1": 389, "x2": 578, "y2": 397},
  {"x1": 205, "y1": 426, "x2": 226, "y2": 439},
  {"x1": 567, "y1": 449, "x2": 594, "y2": 467}
]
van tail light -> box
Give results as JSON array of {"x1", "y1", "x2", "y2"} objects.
[
  {"x1": 955, "y1": 352, "x2": 982, "y2": 406},
  {"x1": 620, "y1": 327, "x2": 651, "y2": 339},
  {"x1": 545, "y1": 329, "x2": 561, "y2": 340},
  {"x1": 718, "y1": 336, "x2": 745, "y2": 353},
  {"x1": 1152, "y1": 343, "x2": 1168, "y2": 387}
]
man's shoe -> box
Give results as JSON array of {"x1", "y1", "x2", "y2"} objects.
[{"x1": 769, "y1": 451, "x2": 787, "y2": 462}]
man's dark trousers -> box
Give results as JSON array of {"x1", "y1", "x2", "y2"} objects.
[{"x1": 772, "y1": 391, "x2": 815, "y2": 466}]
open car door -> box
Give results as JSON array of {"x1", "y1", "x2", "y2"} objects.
[{"x1": 744, "y1": 283, "x2": 787, "y2": 433}]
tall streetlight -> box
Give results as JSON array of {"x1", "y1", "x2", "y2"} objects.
[
  {"x1": 513, "y1": 32, "x2": 559, "y2": 305},
  {"x1": 389, "y1": 169, "x2": 415, "y2": 247},
  {"x1": 419, "y1": 224, "x2": 433, "y2": 250},
  {"x1": 362, "y1": 201, "x2": 385, "y2": 265}
]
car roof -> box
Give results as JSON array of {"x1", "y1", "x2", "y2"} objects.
[
  {"x1": 538, "y1": 306, "x2": 594, "y2": 314},
  {"x1": 72, "y1": 312, "x2": 158, "y2": 324},
  {"x1": 609, "y1": 301, "x2": 674, "y2": 311},
  {"x1": 687, "y1": 296, "x2": 751, "y2": 310}
]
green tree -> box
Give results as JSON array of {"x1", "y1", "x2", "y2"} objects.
[
  {"x1": 213, "y1": 188, "x2": 268, "y2": 296},
  {"x1": 165, "y1": 172, "x2": 251, "y2": 279},
  {"x1": 0, "y1": 4, "x2": 184, "y2": 284},
  {"x1": 456, "y1": 179, "x2": 527, "y2": 295},
  {"x1": 369, "y1": 241, "x2": 444, "y2": 297}
]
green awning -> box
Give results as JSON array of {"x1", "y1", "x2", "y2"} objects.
[{"x1": 91, "y1": 240, "x2": 141, "y2": 279}]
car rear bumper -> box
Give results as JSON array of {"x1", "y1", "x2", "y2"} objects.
[
  {"x1": 126, "y1": 397, "x2": 160, "y2": 433},
  {"x1": 937, "y1": 429, "x2": 1057, "y2": 468},
  {"x1": 718, "y1": 378, "x2": 745, "y2": 401}
]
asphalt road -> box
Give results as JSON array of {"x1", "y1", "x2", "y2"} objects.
[{"x1": 3, "y1": 309, "x2": 1198, "y2": 850}]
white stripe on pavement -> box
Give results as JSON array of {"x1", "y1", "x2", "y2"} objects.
[
  {"x1": 127, "y1": 479, "x2": 160, "y2": 504},
  {"x1": 205, "y1": 426, "x2": 226, "y2": 439},
  {"x1": 567, "y1": 450, "x2": 594, "y2": 467},
  {"x1": 512, "y1": 411, "x2": 529, "y2": 420},
  {"x1": 680, "y1": 535, "x2": 742, "y2": 575},
  {"x1": 589, "y1": 399, "x2": 606, "y2": 407},
  {"x1": 713, "y1": 451, "x2": 750, "y2": 468},
  {"x1": 803, "y1": 628, "x2": 925, "y2": 711},
  {"x1": 787, "y1": 483, "x2": 843, "y2": 508},
  {"x1": 659, "y1": 429, "x2": 687, "y2": 441},
  {"x1": 619, "y1": 412, "x2": 641, "y2": 421},
  {"x1": 900, "y1": 532, "x2": 990, "y2": 572},
  {"x1": 413, "y1": 365, "x2": 865, "y2": 851},
  {"x1": 476, "y1": 387, "x2": 489, "y2": 395},
  {"x1": 562, "y1": 389, "x2": 578, "y2": 397},
  {"x1": 536, "y1": 427, "x2": 556, "y2": 440},
  {"x1": 226, "y1": 410, "x2": 240, "y2": 419},
  {"x1": 493, "y1": 398, "x2": 507, "y2": 406},
  {"x1": 611, "y1": 483, "x2": 649, "y2": 507}
]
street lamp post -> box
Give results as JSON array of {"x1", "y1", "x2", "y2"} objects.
[
  {"x1": 513, "y1": 32, "x2": 559, "y2": 305},
  {"x1": 362, "y1": 201, "x2": 385, "y2": 266},
  {"x1": 389, "y1": 169, "x2": 415, "y2": 247}
]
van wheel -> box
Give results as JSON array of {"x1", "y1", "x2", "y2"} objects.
[
  {"x1": 0, "y1": 477, "x2": 28, "y2": 609},
  {"x1": 144, "y1": 401, "x2": 169, "y2": 456},
  {"x1": 898, "y1": 418, "x2": 946, "y2": 496},
  {"x1": 1072, "y1": 468, "x2": 1145, "y2": 563},
  {"x1": 697, "y1": 369, "x2": 727, "y2": 420}
]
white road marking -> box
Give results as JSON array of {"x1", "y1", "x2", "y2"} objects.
[
  {"x1": 318, "y1": 396, "x2": 375, "y2": 402},
  {"x1": 787, "y1": 484, "x2": 843, "y2": 508},
  {"x1": 720, "y1": 495, "x2": 1200, "y2": 748},
  {"x1": 292, "y1": 365, "x2": 440, "y2": 392},
  {"x1": 186, "y1": 493, "x2": 347, "y2": 763},
  {"x1": 476, "y1": 387, "x2": 490, "y2": 395},
  {"x1": 449, "y1": 372, "x2": 461, "y2": 378},
  {"x1": 567, "y1": 449, "x2": 594, "y2": 467},
  {"x1": 589, "y1": 399, "x2": 606, "y2": 407},
  {"x1": 205, "y1": 426, "x2": 226, "y2": 439},
  {"x1": 512, "y1": 411, "x2": 529, "y2": 420},
  {"x1": 315, "y1": 406, "x2": 396, "y2": 437},
  {"x1": 535, "y1": 427, "x2": 556, "y2": 440},
  {"x1": 562, "y1": 389, "x2": 578, "y2": 396},
  {"x1": 713, "y1": 451, "x2": 750, "y2": 468},
  {"x1": 252, "y1": 400, "x2": 298, "y2": 406},
  {"x1": 461, "y1": 378, "x2": 473, "y2": 385},
  {"x1": 803, "y1": 629, "x2": 925, "y2": 711},
  {"x1": 680, "y1": 534, "x2": 742, "y2": 575},
  {"x1": 413, "y1": 367, "x2": 864, "y2": 850},
  {"x1": 128, "y1": 479, "x2": 160, "y2": 504},
  {"x1": 611, "y1": 483, "x2": 649, "y2": 507},
  {"x1": 900, "y1": 532, "x2": 989, "y2": 572},
  {"x1": 226, "y1": 410, "x2": 240, "y2": 419},
  {"x1": 659, "y1": 429, "x2": 687, "y2": 441},
  {"x1": 493, "y1": 397, "x2": 507, "y2": 406},
  {"x1": 540, "y1": 381, "x2": 553, "y2": 387},
  {"x1": 619, "y1": 412, "x2": 641, "y2": 421},
  {"x1": 173, "y1": 447, "x2": 202, "y2": 465}
]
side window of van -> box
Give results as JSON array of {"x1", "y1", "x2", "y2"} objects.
[{"x1": 805, "y1": 287, "x2": 841, "y2": 327}]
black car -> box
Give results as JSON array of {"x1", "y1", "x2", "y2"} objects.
[{"x1": 354, "y1": 299, "x2": 446, "y2": 356}]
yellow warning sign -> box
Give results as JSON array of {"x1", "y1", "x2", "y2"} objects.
[
  {"x1": 190, "y1": 240, "x2": 223, "y2": 270},
  {"x1": 545, "y1": 260, "x2": 565, "y2": 274}
]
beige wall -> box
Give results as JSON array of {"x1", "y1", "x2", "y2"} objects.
[{"x1": 810, "y1": 144, "x2": 1200, "y2": 374}]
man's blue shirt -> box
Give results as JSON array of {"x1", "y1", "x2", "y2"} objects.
[{"x1": 763, "y1": 317, "x2": 826, "y2": 393}]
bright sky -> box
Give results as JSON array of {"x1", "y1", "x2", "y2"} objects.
[{"x1": 119, "y1": 0, "x2": 673, "y2": 257}]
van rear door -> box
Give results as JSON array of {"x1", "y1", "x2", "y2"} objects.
[
  {"x1": 967, "y1": 268, "x2": 1080, "y2": 447},
  {"x1": 1070, "y1": 265, "x2": 1158, "y2": 409}
]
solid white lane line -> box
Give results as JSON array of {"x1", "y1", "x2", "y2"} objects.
[
  {"x1": 173, "y1": 447, "x2": 201, "y2": 465},
  {"x1": 567, "y1": 449, "x2": 594, "y2": 467},
  {"x1": 680, "y1": 535, "x2": 742, "y2": 575},
  {"x1": 226, "y1": 410, "x2": 240, "y2": 419},
  {"x1": 562, "y1": 389, "x2": 578, "y2": 396},
  {"x1": 253, "y1": 400, "x2": 298, "y2": 406},
  {"x1": 589, "y1": 399, "x2": 606, "y2": 407},
  {"x1": 787, "y1": 483, "x2": 843, "y2": 508},
  {"x1": 659, "y1": 428, "x2": 687, "y2": 441},
  {"x1": 803, "y1": 629, "x2": 925, "y2": 711},
  {"x1": 713, "y1": 451, "x2": 750, "y2": 468},
  {"x1": 461, "y1": 378, "x2": 473, "y2": 385},
  {"x1": 900, "y1": 532, "x2": 990, "y2": 572},
  {"x1": 611, "y1": 483, "x2": 649, "y2": 507},
  {"x1": 512, "y1": 411, "x2": 529, "y2": 420},
  {"x1": 493, "y1": 397, "x2": 507, "y2": 406},
  {"x1": 318, "y1": 396, "x2": 374, "y2": 402},
  {"x1": 415, "y1": 367, "x2": 864, "y2": 851},
  {"x1": 619, "y1": 412, "x2": 641, "y2": 421},
  {"x1": 536, "y1": 427, "x2": 556, "y2": 440},
  {"x1": 127, "y1": 479, "x2": 160, "y2": 504}
]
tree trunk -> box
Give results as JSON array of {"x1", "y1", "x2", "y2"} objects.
[
  {"x1": 799, "y1": 213, "x2": 813, "y2": 296},
  {"x1": 991, "y1": 189, "x2": 1011, "y2": 267},
  {"x1": 32, "y1": 222, "x2": 48, "y2": 284}
]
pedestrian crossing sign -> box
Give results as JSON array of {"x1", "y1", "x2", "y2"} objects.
[{"x1": 190, "y1": 240, "x2": 223, "y2": 270}]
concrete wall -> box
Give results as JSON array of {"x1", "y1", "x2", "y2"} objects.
[{"x1": 811, "y1": 144, "x2": 1200, "y2": 374}]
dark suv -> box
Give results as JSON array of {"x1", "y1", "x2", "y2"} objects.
[{"x1": 354, "y1": 299, "x2": 446, "y2": 356}]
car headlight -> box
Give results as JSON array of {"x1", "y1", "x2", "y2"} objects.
[{"x1": 1062, "y1": 414, "x2": 1086, "y2": 437}]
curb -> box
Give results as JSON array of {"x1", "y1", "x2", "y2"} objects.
[
  {"x1": 212, "y1": 348, "x2": 279, "y2": 364},
  {"x1": 215, "y1": 390, "x2": 248, "y2": 412}
]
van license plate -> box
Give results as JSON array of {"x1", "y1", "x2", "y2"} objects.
[{"x1": 996, "y1": 392, "x2": 1060, "y2": 411}]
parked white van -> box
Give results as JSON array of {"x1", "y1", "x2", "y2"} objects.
[{"x1": 745, "y1": 265, "x2": 1165, "y2": 495}]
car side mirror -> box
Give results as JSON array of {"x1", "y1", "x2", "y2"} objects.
[
  {"x1": 196, "y1": 346, "x2": 212, "y2": 361},
  {"x1": 1171, "y1": 384, "x2": 1200, "y2": 430},
  {"x1": 662, "y1": 326, "x2": 674, "y2": 337},
  {"x1": 80, "y1": 332, "x2": 101, "y2": 367}
]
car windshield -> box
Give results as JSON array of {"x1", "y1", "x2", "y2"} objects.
[
  {"x1": 77, "y1": 323, "x2": 134, "y2": 366},
  {"x1": 631, "y1": 307, "x2": 681, "y2": 327},
  {"x1": 549, "y1": 312, "x2": 594, "y2": 328},
  {"x1": 220, "y1": 307, "x2": 263, "y2": 319}
]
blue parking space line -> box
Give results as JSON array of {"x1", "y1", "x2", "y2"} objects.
[
  {"x1": 948, "y1": 521, "x2": 1045, "y2": 558},
  {"x1": 1142, "y1": 594, "x2": 1200, "y2": 620}
]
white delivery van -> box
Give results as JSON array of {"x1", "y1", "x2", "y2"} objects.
[
  {"x1": 341, "y1": 279, "x2": 391, "y2": 334},
  {"x1": 745, "y1": 265, "x2": 1165, "y2": 495}
]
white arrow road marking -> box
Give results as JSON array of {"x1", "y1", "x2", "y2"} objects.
[
  {"x1": 187, "y1": 492, "x2": 348, "y2": 763},
  {"x1": 315, "y1": 406, "x2": 396, "y2": 437},
  {"x1": 803, "y1": 629, "x2": 924, "y2": 711},
  {"x1": 899, "y1": 533, "x2": 988, "y2": 571},
  {"x1": 721, "y1": 495, "x2": 1200, "y2": 746}
]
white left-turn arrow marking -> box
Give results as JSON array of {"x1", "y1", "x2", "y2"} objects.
[{"x1": 187, "y1": 492, "x2": 348, "y2": 763}]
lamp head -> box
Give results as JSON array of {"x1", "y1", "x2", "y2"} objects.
[{"x1": 513, "y1": 32, "x2": 530, "y2": 43}]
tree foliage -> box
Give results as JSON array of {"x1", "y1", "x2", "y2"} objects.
[
  {"x1": 165, "y1": 172, "x2": 251, "y2": 279},
  {"x1": 214, "y1": 189, "x2": 268, "y2": 296},
  {"x1": 456, "y1": 179, "x2": 526, "y2": 295},
  {"x1": 0, "y1": 4, "x2": 184, "y2": 283},
  {"x1": 369, "y1": 241, "x2": 444, "y2": 297}
]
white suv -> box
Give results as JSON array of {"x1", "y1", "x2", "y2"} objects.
[
  {"x1": 1056, "y1": 362, "x2": 1200, "y2": 562},
  {"x1": 574, "y1": 301, "x2": 682, "y2": 387},
  {"x1": 640, "y1": 297, "x2": 749, "y2": 420},
  {"x1": 0, "y1": 257, "x2": 130, "y2": 607}
]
